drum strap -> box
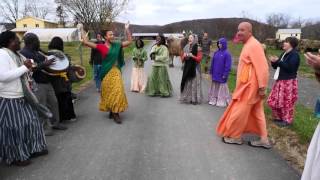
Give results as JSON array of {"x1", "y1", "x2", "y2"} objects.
[{"x1": 41, "y1": 70, "x2": 69, "y2": 81}]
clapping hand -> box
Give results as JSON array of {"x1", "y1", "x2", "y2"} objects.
[
  {"x1": 43, "y1": 56, "x2": 56, "y2": 66},
  {"x1": 24, "y1": 59, "x2": 34, "y2": 70},
  {"x1": 304, "y1": 52, "x2": 320, "y2": 69},
  {"x1": 268, "y1": 55, "x2": 278, "y2": 63}
]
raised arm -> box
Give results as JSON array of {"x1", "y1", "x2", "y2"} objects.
[
  {"x1": 81, "y1": 35, "x2": 97, "y2": 49},
  {"x1": 122, "y1": 23, "x2": 132, "y2": 48}
]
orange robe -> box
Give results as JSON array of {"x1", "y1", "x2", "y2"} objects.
[{"x1": 216, "y1": 36, "x2": 269, "y2": 139}]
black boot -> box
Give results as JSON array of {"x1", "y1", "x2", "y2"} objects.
[
  {"x1": 113, "y1": 113, "x2": 122, "y2": 124},
  {"x1": 109, "y1": 112, "x2": 113, "y2": 119}
]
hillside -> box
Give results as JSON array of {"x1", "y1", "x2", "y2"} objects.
[{"x1": 113, "y1": 18, "x2": 277, "y2": 41}]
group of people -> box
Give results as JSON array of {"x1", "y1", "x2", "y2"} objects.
[
  {"x1": 0, "y1": 30, "x2": 77, "y2": 166},
  {"x1": 126, "y1": 32, "x2": 232, "y2": 107},
  {"x1": 1, "y1": 20, "x2": 319, "y2": 179}
]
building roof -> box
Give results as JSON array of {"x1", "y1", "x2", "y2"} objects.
[
  {"x1": 132, "y1": 33, "x2": 159, "y2": 37},
  {"x1": 25, "y1": 28, "x2": 80, "y2": 42},
  {"x1": 11, "y1": 27, "x2": 34, "y2": 32},
  {"x1": 277, "y1": 29, "x2": 301, "y2": 34},
  {"x1": 16, "y1": 16, "x2": 58, "y2": 24},
  {"x1": 132, "y1": 33, "x2": 184, "y2": 38}
]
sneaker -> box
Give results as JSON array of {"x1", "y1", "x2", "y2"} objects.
[
  {"x1": 274, "y1": 120, "x2": 290, "y2": 128},
  {"x1": 52, "y1": 123, "x2": 68, "y2": 130},
  {"x1": 45, "y1": 129, "x2": 54, "y2": 136},
  {"x1": 69, "y1": 118, "x2": 77, "y2": 122},
  {"x1": 11, "y1": 159, "x2": 32, "y2": 166},
  {"x1": 31, "y1": 149, "x2": 49, "y2": 158}
]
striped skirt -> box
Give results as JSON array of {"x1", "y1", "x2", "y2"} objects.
[
  {"x1": 0, "y1": 97, "x2": 47, "y2": 164},
  {"x1": 180, "y1": 67, "x2": 203, "y2": 104}
]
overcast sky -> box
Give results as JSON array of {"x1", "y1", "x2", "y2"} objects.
[
  {"x1": 2, "y1": 0, "x2": 318, "y2": 25},
  {"x1": 117, "y1": 0, "x2": 319, "y2": 25}
]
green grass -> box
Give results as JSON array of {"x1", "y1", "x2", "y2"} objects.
[
  {"x1": 40, "y1": 41, "x2": 141, "y2": 91},
  {"x1": 227, "y1": 69, "x2": 319, "y2": 144}
]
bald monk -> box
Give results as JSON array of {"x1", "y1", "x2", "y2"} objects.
[{"x1": 216, "y1": 22, "x2": 271, "y2": 148}]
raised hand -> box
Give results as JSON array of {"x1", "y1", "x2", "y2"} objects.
[{"x1": 125, "y1": 21, "x2": 130, "y2": 29}]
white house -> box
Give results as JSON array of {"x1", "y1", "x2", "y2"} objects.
[
  {"x1": 25, "y1": 28, "x2": 80, "y2": 42},
  {"x1": 276, "y1": 29, "x2": 301, "y2": 41}
]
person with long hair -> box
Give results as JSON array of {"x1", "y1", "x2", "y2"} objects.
[
  {"x1": 131, "y1": 39, "x2": 148, "y2": 93},
  {"x1": 48, "y1": 37, "x2": 77, "y2": 123},
  {"x1": 180, "y1": 34, "x2": 203, "y2": 104},
  {"x1": 0, "y1": 31, "x2": 47, "y2": 166},
  {"x1": 82, "y1": 23, "x2": 132, "y2": 124},
  {"x1": 145, "y1": 34, "x2": 173, "y2": 97}
]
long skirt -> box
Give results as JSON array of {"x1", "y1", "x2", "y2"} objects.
[
  {"x1": 56, "y1": 92, "x2": 76, "y2": 121},
  {"x1": 180, "y1": 68, "x2": 203, "y2": 104},
  {"x1": 145, "y1": 66, "x2": 173, "y2": 97},
  {"x1": 99, "y1": 66, "x2": 128, "y2": 113},
  {"x1": 301, "y1": 122, "x2": 320, "y2": 180},
  {"x1": 0, "y1": 97, "x2": 47, "y2": 164},
  {"x1": 130, "y1": 67, "x2": 146, "y2": 93},
  {"x1": 208, "y1": 81, "x2": 231, "y2": 107},
  {"x1": 267, "y1": 79, "x2": 298, "y2": 124}
]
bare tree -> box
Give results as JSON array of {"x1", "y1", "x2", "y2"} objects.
[
  {"x1": 55, "y1": 0, "x2": 68, "y2": 27},
  {"x1": 22, "y1": 0, "x2": 50, "y2": 19},
  {"x1": 291, "y1": 17, "x2": 305, "y2": 28},
  {"x1": 266, "y1": 13, "x2": 291, "y2": 28},
  {"x1": 61, "y1": 0, "x2": 128, "y2": 32},
  {"x1": 0, "y1": 0, "x2": 20, "y2": 23}
]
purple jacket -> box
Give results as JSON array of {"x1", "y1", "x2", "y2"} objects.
[{"x1": 210, "y1": 38, "x2": 232, "y2": 83}]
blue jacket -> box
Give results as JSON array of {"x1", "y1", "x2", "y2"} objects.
[{"x1": 210, "y1": 38, "x2": 232, "y2": 83}]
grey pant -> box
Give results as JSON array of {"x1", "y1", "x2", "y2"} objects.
[{"x1": 34, "y1": 83, "x2": 60, "y2": 129}]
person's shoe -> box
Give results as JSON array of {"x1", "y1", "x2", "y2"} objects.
[
  {"x1": 248, "y1": 140, "x2": 272, "y2": 149},
  {"x1": 45, "y1": 129, "x2": 54, "y2": 136},
  {"x1": 11, "y1": 159, "x2": 31, "y2": 166},
  {"x1": 275, "y1": 120, "x2": 290, "y2": 128},
  {"x1": 222, "y1": 137, "x2": 243, "y2": 145},
  {"x1": 52, "y1": 124, "x2": 68, "y2": 130},
  {"x1": 69, "y1": 118, "x2": 77, "y2": 122},
  {"x1": 113, "y1": 113, "x2": 122, "y2": 124},
  {"x1": 109, "y1": 112, "x2": 113, "y2": 119},
  {"x1": 31, "y1": 149, "x2": 49, "y2": 158}
]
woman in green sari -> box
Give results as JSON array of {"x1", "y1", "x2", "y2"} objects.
[
  {"x1": 82, "y1": 24, "x2": 132, "y2": 124},
  {"x1": 145, "y1": 34, "x2": 173, "y2": 97}
]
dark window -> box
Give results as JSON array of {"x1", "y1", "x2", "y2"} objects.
[
  {"x1": 23, "y1": 24, "x2": 27, "y2": 28},
  {"x1": 36, "y1": 24, "x2": 39, "y2": 27}
]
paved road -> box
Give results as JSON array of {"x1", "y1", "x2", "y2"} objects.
[{"x1": 0, "y1": 42, "x2": 300, "y2": 180}]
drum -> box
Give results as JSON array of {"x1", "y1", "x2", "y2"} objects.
[
  {"x1": 68, "y1": 65, "x2": 86, "y2": 82},
  {"x1": 45, "y1": 54, "x2": 70, "y2": 73}
]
